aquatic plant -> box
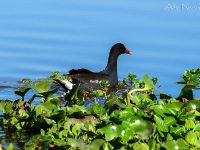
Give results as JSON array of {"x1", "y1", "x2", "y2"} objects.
[{"x1": 0, "y1": 68, "x2": 199, "y2": 149}]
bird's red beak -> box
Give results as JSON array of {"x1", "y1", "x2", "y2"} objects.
[{"x1": 125, "y1": 48, "x2": 132, "y2": 55}]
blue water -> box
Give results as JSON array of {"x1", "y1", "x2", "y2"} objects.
[{"x1": 0, "y1": 0, "x2": 200, "y2": 99}]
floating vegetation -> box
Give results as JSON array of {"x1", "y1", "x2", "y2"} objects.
[{"x1": 0, "y1": 68, "x2": 200, "y2": 149}]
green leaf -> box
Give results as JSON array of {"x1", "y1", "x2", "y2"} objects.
[
  {"x1": 98, "y1": 124, "x2": 119, "y2": 141},
  {"x1": 5, "y1": 102, "x2": 13, "y2": 113},
  {"x1": 54, "y1": 139, "x2": 66, "y2": 146},
  {"x1": 102, "y1": 142, "x2": 114, "y2": 150},
  {"x1": 164, "y1": 116, "x2": 176, "y2": 126},
  {"x1": 19, "y1": 109, "x2": 29, "y2": 118},
  {"x1": 194, "y1": 124, "x2": 200, "y2": 131},
  {"x1": 10, "y1": 117, "x2": 18, "y2": 125},
  {"x1": 143, "y1": 74, "x2": 157, "y2": 90},
  {"x1": 185, "y1": 119, "x2": 195, "y2": 130},
  {"x1": 186, "y1": 100, "x2": 200, "y2": 111},
  {"x1": 133, "y1": 142, "x2": 149, "y2": 150},
  {"x1": 177, "y1": 139, "x2": 188, "y2": 149},
  {"x1": 170, "y1": 127, "x2": 184, "y2": 135},
  {"x1": 81, "y1": 139, "x2": 105, "y2": 150},
  {"x1": 67, "y1": 138, "x2": 79, "y2": 148},
  {"x1": 92, "y1": 90, "x2": 104, "y2": 97},
  {"x1": 148, "y1": 139, "x2": 156, "y2": 150},
  {"x1": 30, "y1": 79, "x2": 51, "y2": 93},
  {"x1": 177, "y1": 68, "x2": 200, "y2": 88},
  {"x1": 35, "y1": 105, "x2": 51, "y2": 117},
  {"x1": 72, "y1": 124, "x2": 81, "y2": 136},
  {"x1": 6, "y1": 143, "x2": 14, "y2": 150},
  {"x1": 151, "y1": 104, "x2": 168, "y2": 117},
  {"x1": 67, "y1": 105, "x2": 86, "y2": 115},
  {"x1": 14, "y1": 87, "x2": 31, "y2": 99},
  {"x1": 44, "y1": 118, "x2": 56, "y2": 125},
  {"x1": 166, "y1": 102, "x2": 184, "y2": 112},
  {"x1": 89, "y1": 104, "x2": 105, "y2": 117},
  {"x1": 154, "y1": 115, "x2": 168, "y2": 132},
  {"x1": 163, "y1": 140, "x2": 179, "y2": 150},
  {"x1": 185, "y1": 131, "x2": 197, "y2": 145}
]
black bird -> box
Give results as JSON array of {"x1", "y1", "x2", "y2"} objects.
[{"x1": 56, "y1": 43, "x2": 132, "y2": 91}]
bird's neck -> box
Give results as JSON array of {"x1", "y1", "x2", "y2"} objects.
[{"x1": 104, "y1": 52, "x2": 119, "y2": 73}]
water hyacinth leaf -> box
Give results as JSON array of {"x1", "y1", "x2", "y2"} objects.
[
  {"x1": 0, "y1": 101, "x2": 6, "y2": 113},
  {"x1": 154, "y1": 115, "x2": 168, "y2": 132},
  {"x1": 118, "y1": 106, "x2": 135, "y2": 120},
  {"x1": 4, "y1": 102, "x2": 13, "y2": 114},
  {"x1": 67, "y1": 105, "x2": 86, "y2": 115},
  {"x1": 50, "y1": 97, "x2": 61, "y2": 106},
  {"x1": 177, "y1": 68, "x2": 200, "y2": 87},
  {"x1": 165, "y1": 107, "x2": 177, "y2": 116},
  {"x1": 163, "y1": 116, "x2": 176, "y2": 127},
  {"x1": 42, "y1": 100, "x2": 58, "y2": 111},
  {"x1": 6, "y1": 143, "x2": 14, "y2": 150},
  {"x1": 92, "y1": 90, "x2": 104, "y2": 97},
  {"x1": 16, "y1": 122, "x2": 22, "y2": 130},
  {"x1": 10, "y1": 117, "x2": 18, "y2": 125},
  {"x1": 133, "y1": 142, "x2": 149, "y2": 150},
  {"x1": 102, "y1": 142, "x2": 114, "y2": 150},
  {"x1": 83, "y1": 122, "x2": 96, "y2": 133},
  {"x1": 185, "y1": 131, "x2": 198, "y2": 146},
  {"x1": 81, "y1": 139, "x2": 105, "y2": 150},
  {"x1": 14, "y1": 87, "x2": 31, "y2": 100},
  {"x1": 166, "y1": 102, "x2": 184, "y2": 112},
  {"x1": 186, "y1": 100, "x2": 200, "y2": 111},
  {"x1": 170, "y1": 127, "x2": 184, "y2": 135},
  {"x1": 126, "y1": 73, "x2": 137, "y2": 83},
  {"x1": 99, "y1": 80, "x2": 110, "y2": 89},
  {"x1": 163, "y1": 140, "x2": 179, "y2": 150},
  {"x1": 177, "y1": 139, "x2": 188, "y2": 149},
  {"x1": 25, "y1": 134, "x2": 51, "y2": 149},
  {"x1": 72, "y1": 124, "x2": 81, "y2": 136},
  {"x1": 40, "y1": 129, "x2": 45, "y2": 136},
  {"x1": 54, "y1": 139, "x2": 66, "y2": 146},
  {"x1": 44, "y1": 118, "x2": 56, "y2": 125},
  {"x1": 35, "y1": 105, "x2": 51, "y2": 117},
  {"x1": 59, "y1": 129, "x2": 68, "y2": 139},
  {"x1": 98, "y1": 124, "x2": 119, "y2": 141},
  {"x1": 104, "y1": 94, "x2": 122, "y2": 109},
  {"x1": 18, "y1": 78, "x2": 31, "y2": 84},
  {"x1": 143, "y1": 74, "x2": 157, "y2": 90},
  {"x1": 19, "y1": 109, "x2": 29, "y2": 118},
  {"x1": 67, "y1": 138, "x2": 79, "y2": 148},
  {"x1": 151, "y1": 105, "x2": 168, "y2": 117},
  {"x1": 194, "y1": 124, "x2": 200, "y2": 131},
  {"x1": 49, "y1": 71, "x2": 70, "y2": 80},
  {"x1": 89, "y1": 104, "x2": 105, "y2": 117},
  {"x1": 128, "y1": 119, "x2": 153, "y2": 139},
  {"x1": 119, "y1": 119, "x2": 153, "y2": 142},
  {"x1": 130, "y1": 95, "x2": 141, "y2": 106},
  {"x1": 40, "y1": 87, "x2": 59, "y2": 101},
  {"x1": 30, "y1": 79, "x2": 52, "y2": 93},
  {"x1": 148, "y1": 139, "x2": 156, "y2": 150},
  {"x1": 120, "y1": 128, "x2": 134, "y2": 144},
  {"x1": 185, "y1": 120, "x2": 195, "y2": 130}
]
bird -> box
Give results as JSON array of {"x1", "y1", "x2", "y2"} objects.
[{"x1": 56, "y1": 43, "x2": 132, "y2": 91}]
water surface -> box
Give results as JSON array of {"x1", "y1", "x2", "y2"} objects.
[{"x1": 0, "y1": 0, "x2": 199, "y2": 99}]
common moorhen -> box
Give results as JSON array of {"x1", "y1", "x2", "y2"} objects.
[{"x1": 56, "y1": 43, "x2": 132, "y2": 91}]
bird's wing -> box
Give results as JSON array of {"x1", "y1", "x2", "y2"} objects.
[{"x1": 69, "y1": 68, "x2": 94, "y2": 75}]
